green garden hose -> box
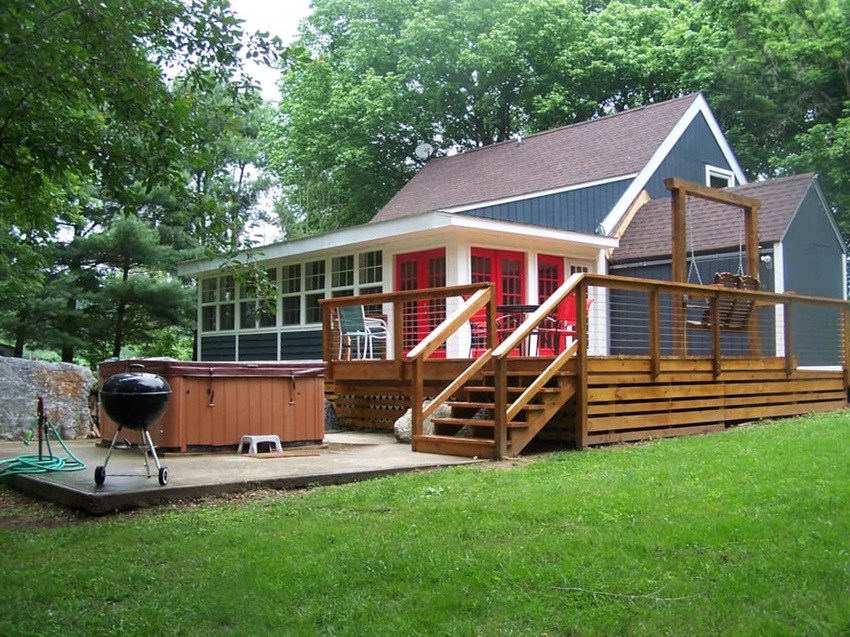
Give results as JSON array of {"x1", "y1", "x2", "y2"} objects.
[{"x1": 0, "y1": 412, "x2": 86, "y2": 477}]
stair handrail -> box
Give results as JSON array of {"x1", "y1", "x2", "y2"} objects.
[
  {"x1": 492, "y1": 272, "x2": 586, "y2": 427},
  {"x1": 492, "y1": 272, "x2": 585, "y2": 359},
  {"x1": 405, "y1": 284, "x2": 496, "y2": 438}
]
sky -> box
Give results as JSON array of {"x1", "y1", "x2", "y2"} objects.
[
  {"x1": 229, "y1": 0, "x2": 315, "y2": 101},
  {"x1": 227, "y1": 1, "x2": 315, "y2": 243}
]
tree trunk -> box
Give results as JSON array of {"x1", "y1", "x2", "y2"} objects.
[
  {"x1": 61, "y1": 296, "x2": 76, "y2": 362},
  {"x1": 14, "y1": 332, "x2": 25, "y2": 358},
  {"x1": 111, "y1": 262, "x2": 132, "y2": 358},
  {"x1": 112, "y1": 299, "x2": 126, "y2": 359}
]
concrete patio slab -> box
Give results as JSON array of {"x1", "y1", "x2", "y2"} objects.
[{"x1": 0, "y1": 432, "x2": 482, "y2": 514}]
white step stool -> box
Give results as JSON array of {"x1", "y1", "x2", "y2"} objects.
[{"x1": 237, "y1": 434, "x2": 283, "y2": 455}]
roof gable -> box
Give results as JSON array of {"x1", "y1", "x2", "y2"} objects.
[
  {"x1": 613, "y1": 173, "x2": 820, "y2": 263},
  {"x1": 371, "y1": 94, "x2": 702, "y2": 224}
]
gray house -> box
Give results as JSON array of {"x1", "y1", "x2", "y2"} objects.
[{"x1": 177, "y1": 93, "x2": 844, "y2": 362}]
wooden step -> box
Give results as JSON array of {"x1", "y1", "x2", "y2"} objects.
[
  {"x1": 448, "y1": 401, "x2": 545, "y2": 412},
  {"x1": 432, "y1": 417, "x2": 529, "y2": 429},
  {"x1": 413, "y1": 434, "x2": 495, "y2": 459},
  {"x1": 481, "y1": 370, "x2": 574, "y2": 378},
  {"x1": 464, "y1": 385, "x2": 561, "y2": 394}
]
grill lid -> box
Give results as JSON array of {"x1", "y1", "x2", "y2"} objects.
[{"x1": 101, "y1": 366, "x2": 171, "y2": 430}]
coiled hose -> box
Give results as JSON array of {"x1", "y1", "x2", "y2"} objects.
[{"x1": 0, "y1": 402, "x2": 86, "y2": 477}]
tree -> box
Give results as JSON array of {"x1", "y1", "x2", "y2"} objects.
[
  {"x1": 0, "y1": 0, "x2": 283, "y2": 361},
  {"x1": 675, "y1": 0, "x2": 850, "y2": 230},
  {"x1": 270, "y1": 0, "x2": 849, "y2": 242},
  {"x1": 268, "y1": 0, "x2": 703, "y2": 235},
  {"x1": 0, "y1": 1, "x2": 268, "y2": 230}
]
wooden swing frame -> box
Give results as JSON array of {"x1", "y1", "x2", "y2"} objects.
[{"x1": 664, "y1": 177, "x2": 762, "y2": 356}]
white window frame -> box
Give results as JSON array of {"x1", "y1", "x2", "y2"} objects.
[{"x1": 706, "y1": 165, "x2": 735, "y2": 189}]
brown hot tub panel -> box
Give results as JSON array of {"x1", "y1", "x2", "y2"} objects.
[{"x1": 98, "y1": 360, "x2": 326, "y2": 452}]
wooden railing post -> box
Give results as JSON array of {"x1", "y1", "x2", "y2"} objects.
[
  {"x1": 649, "y1": 287, "x2": 660, "y2": 379},
  {"x1": 411, "y1": 357, "x2": 424, "y2": 450},
  {"x1": 842, "y1": 306, "x2": 850, "y2": 388},
  {"x1": 575, "y1": 282, "x2": 589, "y2": 450},
  {"x1": 784, "y1": 298, "x2": 795, "y2": 377},
  {"x1": 393, "y1": 301, "x2": 404, "y2": 378},
  {"x1": 493, "y1": 356, "x2": 508, "y2": 459},
  {"x1": 711, "y1": 289, "x2": 721, "y2": 377}
]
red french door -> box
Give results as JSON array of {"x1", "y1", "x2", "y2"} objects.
[
  {"x1": 395, "y1": 248, "x2": 447, "y2": 355},
  {"x1": 538, "y1": 254, "x2": 564, "y2": 313},
  {"x1": 471, "y1": 248, "x2": 526, "y2": 356},
  {"x1": 471, "y1": 248, "x2": 525, "y2": 306},
  {"x1": 538, "y1": 254, "x2": 565, "y2": 355}
]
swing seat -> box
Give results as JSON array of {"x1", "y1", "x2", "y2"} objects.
[{"x1": 687, "y1": 272, "x2": 760, "y2": 331}]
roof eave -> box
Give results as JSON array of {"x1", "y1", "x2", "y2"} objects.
[{"x1": 177, "y1": 211, "x2": 618, "y2": 277}]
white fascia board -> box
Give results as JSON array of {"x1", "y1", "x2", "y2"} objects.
[
  {"x1": 599, "y1": 94, "x2": 748, "y2": 236},
  {"x1": 177, "y1": 212, "x2": 617, "y2": 277},
  {"x1": 440, "y1": 173, "x2": 638, "y2": 214},
  {"x1": 177, "y1": 213, "x2": 458, "y2": 276},
  {"x1": 445, "y1": 213, "x2": 619, "y2": 249}
]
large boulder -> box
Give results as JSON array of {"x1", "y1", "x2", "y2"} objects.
[
  {"x1": 393, "y1": 400, "x2": 450, "y2": 443},
  {"x1": 0, "y1": 357, "x2": 96, "y2": 441}
]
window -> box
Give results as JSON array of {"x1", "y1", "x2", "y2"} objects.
[
  {"x1": 538, "y1": 256, "x2": 563, "y2": 304},
  {"x1": 201, "y1": 278, "x2": 217, "y2": 331},
  {"x1": 305, "y1": 260, "x2": 326, "y2": 324},
  {"x1": 360, "y1": 251, "x2": 382, "y2": 286},
  {"x1": 203, "y1": 251, "x2": 384, "y2": 331},
  {"x1": 331, "y1": 255, "x2": 354, "y2": 292},
  {"x1": 706, "y1": 166, "x2": 735, "y2": 189},
  {"x1": 200, "y1": 275, "x2": 235, "y2": 332},
  {"x1": 280, "y1": 264, "x2": 302, "y2": 326},
  {"x1": 239, "y1": 268, "x2": 278, "y2": 329}
]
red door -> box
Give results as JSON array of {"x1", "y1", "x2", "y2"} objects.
[
  {"x1": 471, "y1": 248, "x2": 525, "y2": 355},
  {"x1": 538, "y1": 255, "x2": 565, "y2": 355},
  {"x1": 395, "y1": 248, "x2": 447, "y2": 355},
  {"x1": 471, "y1": 248, "x2": 525, "y2": 306}
]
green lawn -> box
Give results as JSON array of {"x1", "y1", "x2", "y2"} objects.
[{"x1": 2, "y1": 413, "x2": 849, "y2": 636}]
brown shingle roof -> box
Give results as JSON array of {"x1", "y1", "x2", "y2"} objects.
[
  {"x1": 371, "y1": 94, "x2": 701, "y2": 223},
  {"x1": 613, "y1": 173, "x2": 816, "y2": 263}
]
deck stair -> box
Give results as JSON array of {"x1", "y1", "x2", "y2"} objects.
[{"x1": 413, "y1": 366, "x2": 577, "y2": 458}]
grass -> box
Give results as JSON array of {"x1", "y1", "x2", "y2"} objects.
[{"x1": 2, "y1": 412, "x2": 850, "y2": 636}]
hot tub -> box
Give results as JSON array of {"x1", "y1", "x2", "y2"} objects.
[{"x1": 98, "y1": 360, "x2": 326, "y2": 452}]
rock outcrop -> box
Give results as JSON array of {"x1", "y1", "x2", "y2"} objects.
[{"x1": 0, "y1": 357, "x2": 95, "y2": 441}]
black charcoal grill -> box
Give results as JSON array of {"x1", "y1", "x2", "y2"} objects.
[{"x1": 96, "y1": 364, "x2": 171, "y2": 486}]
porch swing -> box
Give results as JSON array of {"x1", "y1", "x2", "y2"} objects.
[
  {"x1": 682, "y1": 192, "x2": 760, "y2": 331},
  {"x1": 664, "y1": 177, "x2": 761, "y2": 340}
]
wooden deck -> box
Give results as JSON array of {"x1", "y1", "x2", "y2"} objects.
[{"x1": 322, "y1": 275, "x2": 849, "y2": 459}]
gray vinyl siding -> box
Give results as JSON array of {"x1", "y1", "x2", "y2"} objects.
[
  {"x1": 200, "y1": 335, "x2": 236, "y2": 361},
  {"x1": 782, "y1": 186, "x2": 845, "y2": 365},
  {"x1": 238, "y1": 333, "x2": 278, "y2": 361},
  {"x1": 280, "y1": 330, "x2": 323, "y2": 360},
  {"x1": 463, "y1": 178, "x2": 630, "y2": 233},
  {"x1": 608, "y1": 254, "x2": 775, "y2": 357},
  {"x1": 644, "y1": 114, "x2": 732, "y2": 198}
]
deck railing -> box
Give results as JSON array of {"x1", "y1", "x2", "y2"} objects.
[{"x1": 321, "y1": 274, "x2": 850, "y2": 456}]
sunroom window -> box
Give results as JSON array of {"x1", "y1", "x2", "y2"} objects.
[{"x1": 239, "y1": 268, "x2": 278, "y2": 329}]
